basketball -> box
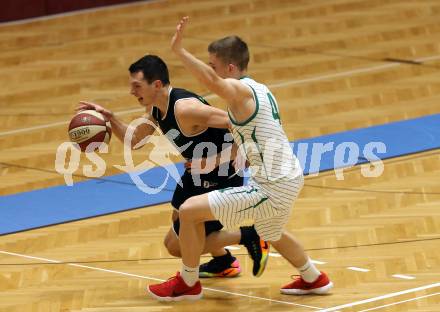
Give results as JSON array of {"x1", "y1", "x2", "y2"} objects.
[{"x1": 68, "y1": 110, "x2": 112, "y2": 152}]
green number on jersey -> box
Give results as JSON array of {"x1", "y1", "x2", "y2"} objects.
[{"x1": 267, "y1": 92, "x2": 280, "y2": 123}]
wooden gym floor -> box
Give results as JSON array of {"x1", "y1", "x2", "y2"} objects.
[{"x1": 0, "y1": 0, "x2": 439, "y2": 311}]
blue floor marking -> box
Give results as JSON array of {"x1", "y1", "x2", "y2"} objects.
[{"x1": 1, "y1": 113, "x2": 439, "y2": 235}]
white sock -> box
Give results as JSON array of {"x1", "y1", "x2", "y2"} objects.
[
  {"x1": 298, "y1": 258, "x2": 321, "y2": 283},
  {"x1": 181, "y1": 264, "x2": 199, "y2": 287}
]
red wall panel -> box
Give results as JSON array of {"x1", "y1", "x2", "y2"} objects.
[
  {"x1": 0, "y1": 0, "x2": 143, "y2": 23},
  {"x1": 1, "y1": 0, "x2": 46, "y2": 22}
]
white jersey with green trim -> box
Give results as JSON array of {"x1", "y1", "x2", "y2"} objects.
[{"x1": 228, "y1": 77, "x2": 302, "y2": 184}]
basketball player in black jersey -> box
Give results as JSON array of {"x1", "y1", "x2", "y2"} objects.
[{"x1": 78, "y1": 55, "x2": 267, "y2": 278}]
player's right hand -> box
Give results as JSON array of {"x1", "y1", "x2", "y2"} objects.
[
  {"x1": 171, "y1": 16, "x2": 189, "y2": 53},
  {"x1": 77, "y1": 101, "x2": 114, "y2": 120}
]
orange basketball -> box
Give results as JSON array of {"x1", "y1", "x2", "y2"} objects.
[{"x1": 68, "y1": 110, "x2": 112, "y2": 152}]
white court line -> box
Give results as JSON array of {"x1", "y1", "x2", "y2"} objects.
[
  {"x1": 270, "y1": 63, "x2": 397, "y2": 89},
  {"x1": 2, "y1": 54, "x2": 440, "y2": 138},
  {"x1": 416, "y1": 55, "x2": 440, "y2": 62},
  {"x1": 358, "y1": 292, "x2": 440, "y2": 312},
  {"x1": 271, "y1": 54, "x2": 440, "y2": 89},
  {"x1": 318, "y1": 282, "x2": 440, "y2": 312},
  {"x1": 0, "y1": 250, "x2": 322, "y2": 310},
  {"x1": 311, "y1": 259, "x2": 327, "y2": 265},
  {"x1": 0, "y1": 121, "x2": 69, "y2": 137},
  {"x1": 68, "y1": 263, "x2": 164, "y2": 282},
  {"x1": 0, "y1": 250, "x2": 61, "y2": 263},
  {"x1": 225, "y1": 245, "x2": 241, "y2": 250},
  {"x1": 392, "y1": 274, "x2": 415, "y2": 280},
  {"x1": 269, "y1": 252, "x2": 281, "y2": 257},
  {"x1": 347, "y1": 267, "x2": 370, "y2": 272},
  {"x1": 0, "y1": 108, "x2": 144, "y2": 137}
]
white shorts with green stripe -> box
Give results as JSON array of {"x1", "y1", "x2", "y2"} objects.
[{"x1": 207, "y1": 175, "x2": 304, "y2": 241}]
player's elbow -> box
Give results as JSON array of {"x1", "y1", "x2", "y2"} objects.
[
  {"x1": 207, "y1": 80, "x2": 236, "y2": 104},
  {"x1": 223, "y1": 116, "x2": 232, "y2": 130},
  {"x1": 205, "y1": 76, "x2": 225, "y2": 94}
]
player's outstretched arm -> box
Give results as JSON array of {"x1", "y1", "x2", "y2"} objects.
[
  {"x1": 77, "y1": 101, "x2": 156, "y2": 150},
  {"x1": 171, "y1": 17, "x2": 248, "y2": 109}
]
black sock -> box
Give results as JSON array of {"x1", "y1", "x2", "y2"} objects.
[
  {"x1": 239, "y1": 225, "x2": 256, "y2": 245},
  {"x1": 213, "y1": 249, "x2": 233, "y2": 261}
]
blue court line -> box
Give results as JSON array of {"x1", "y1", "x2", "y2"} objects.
[{"x1": 1, "y1": 113, "x2": 439, "y2": 235}]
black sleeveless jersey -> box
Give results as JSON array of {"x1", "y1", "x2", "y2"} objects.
[{"x1": 151, "y1": 88, "x2": 231, "y2": 160}]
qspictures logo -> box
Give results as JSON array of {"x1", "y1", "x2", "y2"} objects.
[{"x1": 55, "y1": 117, "x2": 387, "y2": 194}]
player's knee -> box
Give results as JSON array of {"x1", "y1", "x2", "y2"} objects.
[
  {"x1": 163, "y1": 235, "x2": 181, "y2": 257},
  {"x1": 265, "y1": 232, "x2": 283, "y2": 243},
  {"x1": 268, "y1": 237, "x2": 281, "y2": 244},
  {"x1": 179, "y1": 199, "x2": 196, "y2": 222},
  {"x1": 180, "y1": 197, "x2": 211, "y2": 224},
  {"x1": 166, "y1": 242, "x2": 181, "y2": 258},
  {"x1": 171, "y1": 209, "x2": 179, "y2": 222}
]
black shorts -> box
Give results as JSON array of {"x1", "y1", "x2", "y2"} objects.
[{"x1": 172, "y1": 161, "x2": 243, "y2": 236}]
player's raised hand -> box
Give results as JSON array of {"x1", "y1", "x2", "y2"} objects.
[
  {"x1": 77, "y1": 101, "x2": 114, "y2": 120},
  {"x1": 171, "y1": 16, "x2": 189, "y2": 53}
]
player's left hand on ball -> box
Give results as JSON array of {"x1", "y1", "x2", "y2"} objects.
[{"x1": 77, "y1": 101, "x2": 114, "y2": 120}]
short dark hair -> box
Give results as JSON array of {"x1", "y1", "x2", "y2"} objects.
[
  {"x1": 128, "y1": 55, "x2": 170, "y2": 85},
  {"x1": 208, "y1": 36, "x2": 249, "y2": 70}
]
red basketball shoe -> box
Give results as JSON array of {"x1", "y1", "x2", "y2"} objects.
[
  {"x1": 148, "y1": 272, "x2": 202, "y2": 301},
  {"x1": 280, "y1": 271, "x2": 333, "y2": 295}
]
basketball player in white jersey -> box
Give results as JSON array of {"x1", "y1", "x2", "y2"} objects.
[{"x1": 147, "y1": 17, "x2": 333, "y2": 301}]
